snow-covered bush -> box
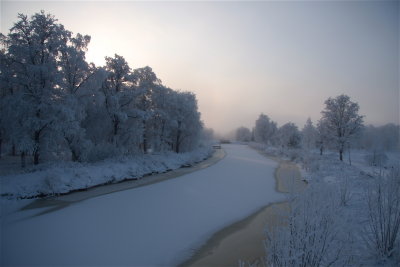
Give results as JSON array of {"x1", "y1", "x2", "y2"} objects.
[
  {"x1": 364, "y1": 168, "x2": 400, "y2": 259},
  {"x1": 338, "y1": 175, "x2": 352, "y2": 206},
  {"x1": 86, "y1": 143, "x2": 121, "y2": 162},
  {"x1": 265, "y1": 183, "x2": 352, "y2": 266},
  {"x1": 364, "y1": 151, "x2": 388, "y2": 167},
  {"x1": 302, "y1": 153, "x2": 321, "y2": 173}
]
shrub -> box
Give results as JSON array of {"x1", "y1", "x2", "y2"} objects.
[
  {"x1": 365, "y1": 151, "x2": 388, "y2": 167},
  {"x1": 265, "y1": 183, "x2": 351, "y2": 266},
  {"x1": 364, "y1": 168, "x2": 400, "y2": 259}
]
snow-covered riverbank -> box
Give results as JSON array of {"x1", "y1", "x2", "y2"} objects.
[
  {"x1": 252, "y1": 143, "x2": 400, "y2": 266},
  {"x1": 1, "y1": 146, "x2": 213, "y2": 199}
]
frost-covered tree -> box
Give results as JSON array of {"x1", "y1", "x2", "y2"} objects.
[
  {"x1": 57, "y1": 32, "x2": 96, "y2": 161},
  {"x1": 235, "y1": 127, "x2": 252, "y2": 142},
  {"x1": 1, "y1": 10, "x2": 205, "y2": 166},
  {"x1": 357, "y1": 124, "x2": 399, "y2": 167},
  {"x1": 359, "y1": 124, "x2": 400, "y2": 152},
  {"x1": 301, "y1": 118, "x2": 317, "y2": 150},
  {"x1": 169, "y1": 91, "x2": 202, "y2": 153},
  {"x1": 132, "y1": 66, "x2": 162, "y2": 153},
  {"x1": 276, "y1": 122, "x2": 301, "y2": 149},
  {"x1": 321, "y1": 94, "x2": 364, "y2": 161},
  {"x1": 2, "y1": 11, "x2": 73, "y2": 164},
  {"x1": 316, "y1": 119, "x2": 331, "y2": 156},
  {"x1": 59, "y1": 33, "x2": 94, "y2": 95},
  {"x1": 378, "y1": 124, "x2": 400, "y2": 151},
  {"x1": 254, "y1": 114, "x2": 277, "y2": 145},
  {"x1": 0, "y1": 47, "x2": 12, "y2": 158},
  {"x1": 146, "y1": 86, "x2": 174, "y2": 152},
  {"x1": 0, "y1": 45, "x2": 31, "y2": 164},
  {"x1": 101, "y1": 54, "x2": 133, "y2": 147}
]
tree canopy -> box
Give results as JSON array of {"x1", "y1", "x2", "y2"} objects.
[{"x1": 0, "y1": 11, "x2": 204, "y2": 165}]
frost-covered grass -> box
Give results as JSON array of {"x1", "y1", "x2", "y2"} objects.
[
  {"x1": 0, "y1": 146, "x2": 213, "y2": 199},
  {"x1": 250, "y1": 142, "x2": 400, "y2": 266}
]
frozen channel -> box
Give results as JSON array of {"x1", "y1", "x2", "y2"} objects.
[{"x1": 1, "y1": 144, "x2": 284, "y2": 266}]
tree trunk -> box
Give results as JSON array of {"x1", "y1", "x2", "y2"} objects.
[
  {"x1": 320, "y1": 146, "x2": 323, "y2": 156},
  {"x1": 12, "y1": 143, "x2": 16, "y2": 156},
  {"x1": 114, "y1": 120, "x2": 119, "y2": 136},
  {"x1": 111, "y1": 119, "x2": 119, "y2": 147},
  {"x1": 34, "y1": 130, "x2": 40, "y2": 165},
  {"x1": 33, "y1": 151, "x2": 39, "y2": 165},
  {"x1": 21, "y1": 151, "x2": 26, "y2": 168},
  {"x1": 339, "y1": 149, "x2": 343, "y2": 161},
  {"x1": 175, "y1": 133, "x2": 180, "y2": 153},
  {"x1": 143, "y1": 137, "x2": 147, "y2": 154},
  {"x1": 0, "y1": 137, "x2": 2, "y2": 159},
  {"x1": 373, "y1": 150, "x2": 377, "y2": 166},
  {"x1": 142, "y1": 120, "x2": 147, "y2": 153},
  {"x1": 71, "y1": 149, "x2": 79, "y2": 162},
  {"x1": 159, "y1": 121, "x2": 165, "y2": 152},
  {"x1": 175, "y1": 121, "x2": 182, "y2": 153},
  {"x1": 348, "y1": 144, "x2": 352, "y2": 166}
]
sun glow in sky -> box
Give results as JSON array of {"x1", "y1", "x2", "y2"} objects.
[{"x1": 1, "y1": 0, "x2": 399, "y2": 134}]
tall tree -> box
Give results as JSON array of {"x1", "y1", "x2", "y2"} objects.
[
  {"x1": 1, "y1": 10, "x2": 206, "y2": 165},
  {"x1": 132, "y1": 66, "x2": 161, "y2": 153},
  {"x1": 170, "y1": 91, "x2": 202, "y2": 153},
  {"x1": 276, "y1": 122, "x2": 301, "y2": 149},
  {"x1": 0, "y1": 46, "x2": 11, "y2": 158},
  {"x1": 321, "y1": 94, "x2": 364, "y2": 161},
  {"x1": 59, "y1": 33, "x2": 94, "y2": 95},
  {"x1": 301, "y1": 118, "x2": 317, "y2": 150},
  {"x1": 254, "y1": 114, "x2": 277, "y2": 145},
  {"x1": 101, "y1": 54, "x2": 132, "y2": 146},
  {"x1": 316, "y1": 119, "x2": 330, "y2": 156},
  {"x1": 58, "y1": 32, "x2": 95, "y2": 161},
  {"x1": 236, "y1": 127, "x2": 252, "y2": 142},
  {"x1": 3, "y1": 11, "x2": 71, "y2": 164}
]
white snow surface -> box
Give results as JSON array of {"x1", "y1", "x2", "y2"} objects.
[
  {"x1": 1, "y1": 146, "x2": 212, "y2": 199},
  {"x1": 1, "y1": 144, "x2": 282, "y2": 266}
]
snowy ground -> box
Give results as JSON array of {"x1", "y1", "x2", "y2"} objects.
[
  {"x1": 1, "y1": 144, "x2": 283, "y2": 266},
  {"x1": 251, "y1": 142, "x2": 400, "y2": 265}
]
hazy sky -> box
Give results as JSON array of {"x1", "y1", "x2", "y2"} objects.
[{"x1": 1, "y1": 0, "x2": 399, "y2": 134}]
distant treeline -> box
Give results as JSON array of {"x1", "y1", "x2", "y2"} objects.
[{"x1": 236, "y1": 95, "x2": 399, "y2": 159}]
